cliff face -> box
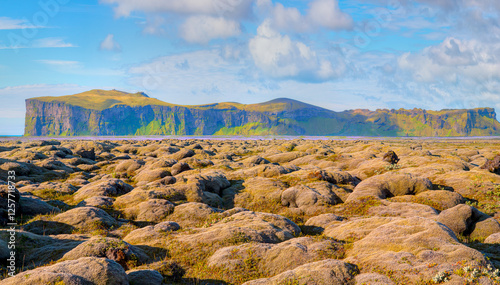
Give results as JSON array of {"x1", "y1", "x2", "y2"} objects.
[
  {"x1": 24, "y1": 90, "x2": 500, "y2": 137},
  {"x1": 25, "y1": 96, "x2": 335, "y2": 136},
  {"x1": 334, "y1": 107, "x2": 500, "y2": 136}
]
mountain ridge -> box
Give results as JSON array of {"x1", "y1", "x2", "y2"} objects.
[{"x1": 25, "y1": 89, "x2": 500, "y2": 137}]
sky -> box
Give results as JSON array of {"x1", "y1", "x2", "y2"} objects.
[{"x1": 1, "y1": 0, "x2": 500, "y2": 135}]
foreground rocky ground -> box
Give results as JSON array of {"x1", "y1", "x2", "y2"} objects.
[{"x1": 0, "y1": 138, "x2": 499, "y2": 284}]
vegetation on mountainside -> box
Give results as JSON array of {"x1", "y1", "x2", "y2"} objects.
[{"x1": 26, "y1": 89, "x2": 500, "y2": 137}]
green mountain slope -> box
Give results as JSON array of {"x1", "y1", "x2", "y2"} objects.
[{"x1": 25, "y1": 89, "x2": 500, "y2": 137}]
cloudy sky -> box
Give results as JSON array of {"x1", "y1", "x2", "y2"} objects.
[{"x1": 1, "y1": 0, "x2": 500, "y2": 135}]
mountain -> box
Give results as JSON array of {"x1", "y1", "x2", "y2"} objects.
[{"x1": 24, "y1": 89, "x2": 500, "y2": 137}]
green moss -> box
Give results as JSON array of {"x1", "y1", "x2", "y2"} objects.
[
  {"x1": 214, "y1": 122, "x2": 272, "y2": 135},
  {"x1": 135, "y1": 120, "x2": 164, "y2": 136},
  {"x1": 194, "y1": 121, "x2": 205, "y2": 135},
  {"x1": 27, "y1": 90, "x2": 500, "y2": 137},
  {"x1": 338, "y1": 196, "x2": 383, "y2": 217}
]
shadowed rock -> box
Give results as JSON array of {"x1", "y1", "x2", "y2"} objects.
[
  {"x1": 171, "y1": 162, "x2": 191, "y2": 175},
  {"x1": 75, "y1": 148, "x2": 96, "y2": 161},
  {"x1": 0, "y1": 185, "x2": 21, "y2": 226},
  {"x1": 436, "y1": 204, "x2": 500, "y2": 239},
  {"x1": 127, "y1": 269, "x2": 163, "y2": 285},
  {"x1": 481, "y1": 154, "x2": 500, "y2": 174},
  {"x1": 20, "y1": 196, "x2": 61, "y2": 215},
  {"x1": 382, "y1": 150, "x2": 400, "y2": 164}
]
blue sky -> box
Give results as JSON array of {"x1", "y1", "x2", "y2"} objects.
[{"x1": 1, "y1": 0, "x2": 500, "y2": 135}]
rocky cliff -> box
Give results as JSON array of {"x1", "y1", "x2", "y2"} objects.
[{"x1": 24, "y1": 89, "x2": 500, "y2": 137}]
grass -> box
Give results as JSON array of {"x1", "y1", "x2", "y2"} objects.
[
  {"x1": 161, "y1": 232, "x2": 350, "y2": 284},
  {"x1": 213, "y1": 122, "x2": 274, "y2": 136},
  {"x1": 31, "y1": 90, "x2": 313, "y2": 115},
  {"x1": 463, "y1": 177, "x2": 500, "y2": 216},
  {"x1": 32, "y1": 89, "x2": 176, "y2": 111},
  {"x1": 190, "y1": 248, "x2": 264, "y2": 284},
  {"x1": 114, "y1": 222, "x2": 139, "y2": 239},
  {"x1": 278, "y1": 174, "x2": 321, "y2": 187},
  {"x1": 389, "y1": 195, "x2": 446, "y2": 211},
  {"x1": 161, "y1": 233, "x2": 269, "y2": 284},
  {"x1": 335, "y1": 196, "x2": 383, "y2": 217},
  {"x1": 31, "y1": 188, "x2": 73, "y2": 202},
  {"x1": 364, "y1": 264, "x2": 436, "y2": 285},
  {"x1": 71, "y1": 220, "x2": 116, "y2": 236}
]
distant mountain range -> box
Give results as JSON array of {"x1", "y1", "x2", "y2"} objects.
[{"x1": 24, "y1": 89, "x2": 500, "y2": 137}]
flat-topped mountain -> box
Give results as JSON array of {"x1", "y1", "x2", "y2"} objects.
[{"x1": 25, "y1": 89, "x2": 500, "y2": 136}]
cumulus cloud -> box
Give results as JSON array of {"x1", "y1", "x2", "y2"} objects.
[
  {"x1": 99, "y1": 34, "x2": 121, "y2": 51},
  {"x1": 308, "y1": 0, "x2": 353, "y2": 30},
  {"x1": 249, "y1": 21, "x2": 343, "y2": 81},
  {"x1": 398, "y1": 37, "x2": 500, "y2": 83},
  {"x1": 101, "y1": 0, "x2": 352, "y2": 43},
  {"x1": 369, "y1": 36, "x2": 500, "y2": 111},
  {"x1": 127, "y1": 50, "x2": 269, "y2": 103},
  {"x1": 100, "y1": 0, "x2": 254, "y2": 19},
  {"x1": 269, "y1": 3, "x2": 308, "y2": 32},
  {"x1": 262, "y1": 0, "x2": 353, "y2": 32},
  {"x1": 180, "y1": 16, "x2": 241, "y2": 44},
  {"x1": 126, "y1": 50, "x2": 373, "y2": 111},
  {"x1": 101, "y1": 0, "x2": 251, "y2": 42}
]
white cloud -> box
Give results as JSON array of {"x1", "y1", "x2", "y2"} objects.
[
  {"x1": 270, "y1": 3, "x2": 309, "y2": 32},
  {"x1": 180, "y1": 16, "x2": 241, "y2": 44},
  {"x1": 307, "y1": 0, "x2": 353, "y2": 30},
  {"x1": 100, "y1": 0, "x2": 254, "y2": 19},
  {"x1": 398, "y1": 37, "x2": 500, "y2": 83},
  {"x1": 426, "y1": 37, "x2": 477, "y2": 66},
  {"x1": 141, "y1": 16, "x2": 168, "y2": 35},
  {"x1": 220, "y1": 44, "x2": 244, "y2": 61},
  {"x1": 0, "y1": 37, "x2": 76, "y2": 49},
  {"x1": 248, "y1": 21, "x2": 344, "y2": 81},
  {"x1": 36, "y1": 60, "x2": 82, "y2": 68},
  {"x1": 100, "y1": 0, "x2": 352, "y2": 44},
  {"x1": 34, "y1": 38, "x2": 76, "y2": 48},
  {"x1": 373, "y1": 36, "x2": 500, "y2": 112},
  {"x1": 0, "y1": 17, "x2": 42, "y2": 30},
  {"x1": 125, "y1": 50, "x2": 392, "y2": 112},
  {"x1": 101, "y1": 0, "x2": 252, "y2": 42},
  {"x1": 128, "y1": 50, "x2": 252, "y2": 99},
  {"x1": 99, "y1": 34, "x2": 121, "y2": 51},
  {"x1": 264, "y1": 0, "x2": 353, "y2": 32}
]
